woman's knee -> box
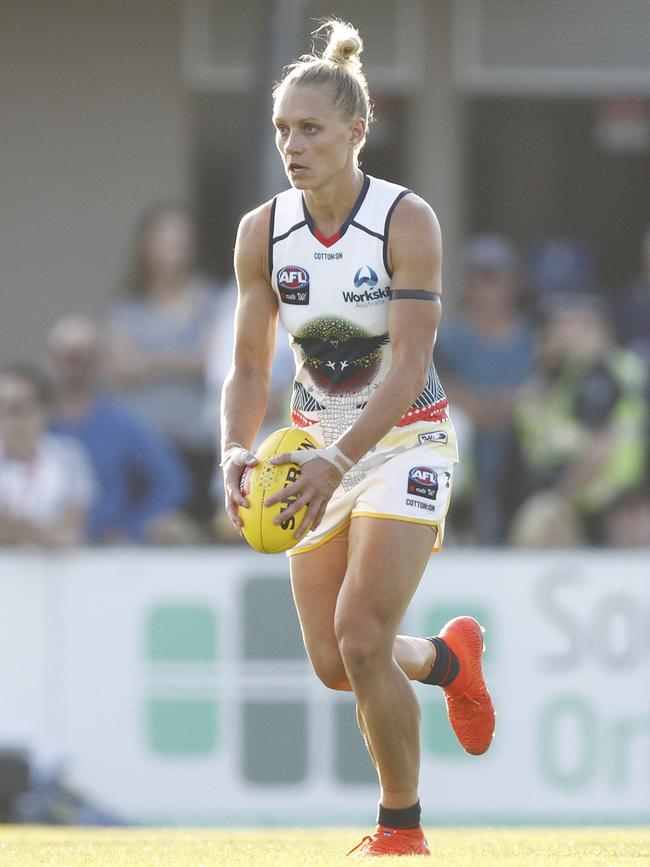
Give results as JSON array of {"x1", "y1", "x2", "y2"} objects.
[
  {"x1": 308, "y1": 649, "x2": 351, "y2": 691},
  {"x1": 334, "y1": 614, "x2": 393, "y2": 678}
]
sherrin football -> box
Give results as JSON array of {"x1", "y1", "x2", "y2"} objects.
[{"x1": 239, "y1": 427, "x2": 320, "y2": 553}]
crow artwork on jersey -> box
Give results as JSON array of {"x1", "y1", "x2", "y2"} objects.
[{"x1": 293, "y1": 316, "x2": 389, "y2": 394}]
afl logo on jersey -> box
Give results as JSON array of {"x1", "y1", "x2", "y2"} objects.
[
  {"x1": 354, "y1": 266, "x2": 378, "y2": 289},
  {"x1": 278, "y1": 266, "x2": 310, "y2": 305},
  {"x1": 407, "y1": 466, "x2": 438, "y2": 501}
]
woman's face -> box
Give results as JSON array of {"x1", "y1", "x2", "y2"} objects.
[
  {"x1": 0, "y1": 376, "x2": 46, "y2": 457},
  {"x1": 143, "y1": 211, "x2": 196, "y2": 277},
  {"x1": 464, "y1": 269, "x2": 519, "y2": 314},
  {"x1": 273, "y1": 84, "x2": 364, "y2": 191},
  {"x1": 540, "y1": 308, "x2": 609, "y2": 369}
]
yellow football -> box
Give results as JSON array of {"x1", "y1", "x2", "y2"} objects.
[{"x1": 238, "y1": 427, "x2": 320, "y2": 554}]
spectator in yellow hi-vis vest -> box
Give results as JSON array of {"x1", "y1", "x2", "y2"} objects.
[{"x1": 507, "y1": 293, "x2": 648, "y2": 546}]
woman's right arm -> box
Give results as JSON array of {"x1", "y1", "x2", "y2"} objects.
[{"x1": 220, "y1": 202, "x2": 278, "y2": 531}]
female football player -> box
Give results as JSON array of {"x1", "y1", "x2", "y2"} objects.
[{"x1": 220, "y1": 20, "x2": 494, "y2": 857}]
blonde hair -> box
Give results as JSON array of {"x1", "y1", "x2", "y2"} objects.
[{"x1": 273, "y1": 20, "x2": 373, "y2": 141}]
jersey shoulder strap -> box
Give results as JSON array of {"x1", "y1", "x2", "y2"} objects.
[
  {"x1": 353, "y1": 175, "x2": 412, "y2": 237},
  {"x1": 270, "y1": 187, "x2": 305, "y2": 240}
]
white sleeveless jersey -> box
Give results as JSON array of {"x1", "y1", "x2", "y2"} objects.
[{"x1": 269, "y1": 174, "x2": 456, "y2": 484}]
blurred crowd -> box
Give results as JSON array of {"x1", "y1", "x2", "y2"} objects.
[
  {"x1": 0, "y1": 203, "x2": 291, "y2": 550},
  {"x1": 437, "y1": 228, "x2": 650, "y2": 548},
  {"x1": 1, "y1": 204, "x2": 649, "y2": 549}
]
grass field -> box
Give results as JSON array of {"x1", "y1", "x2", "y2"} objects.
[{"x1": 0, "y1": 827, "x2": 648, "y2": 866}]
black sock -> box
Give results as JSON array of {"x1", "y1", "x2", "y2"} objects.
[
  {"x1": 419, "y1": 636, "x2": 459, "y2": 686},
  {"x1": 377, "y1": 799, "x2": 421, "y2": 830}
]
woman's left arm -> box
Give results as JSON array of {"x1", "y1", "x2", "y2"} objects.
[
  {"x1": 266, "y1": 195, "x2": 442, "y2": 539},
  {"x1": 335, "y1": 194, "x2": 442, "y2": 462}
]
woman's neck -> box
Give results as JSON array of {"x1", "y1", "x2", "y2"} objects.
[
  {"x1": 4, "y1": 440, "x2": 38, "y2": 461},
  {"x1": 471, "y1": 306, "x2": 518, "y2": 339},
  {"x1": 303, "y1": 167, "x2": 364, "y2": 234},
  {"x1": 55, "y1": 388, "x2": 94, "y2": 419},
  {"x1": 148, "y1": 270, "x2": 193, "y2": 301}
]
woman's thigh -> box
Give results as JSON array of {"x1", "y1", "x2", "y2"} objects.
[
  {"x1": 289, "y1": 530, "x2": 350, "y2": 681},
  {"x1": 335, "y1": 516, "x2": 435, "y2": 642}
]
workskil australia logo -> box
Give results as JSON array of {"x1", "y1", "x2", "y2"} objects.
[
  {"x1": 354, "y1": 266, "x2": 378, "y2": 289},
  {"x1": 278, "y1": 266, "x2": 310, "y2": 305},
  {"x1": 343, "y1": 266, "x2": 389, "y2": 306}
]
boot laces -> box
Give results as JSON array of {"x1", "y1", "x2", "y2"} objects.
[
  {"x1": 347, "y1": 830, "x2": 424, "y2": 856},
  {"x1": 346, "y1": 835, "x2": 373, "y2": 856},
  {"x1": 447, "y1": 690, "x2": 482, "y2": 712}
]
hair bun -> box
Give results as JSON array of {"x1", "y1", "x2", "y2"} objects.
[{"x1": 322, "y1": 20, "x2": 363, "y2": 68}]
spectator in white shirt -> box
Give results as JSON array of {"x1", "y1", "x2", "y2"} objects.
[{"x1": 0, "y1": 366, "x2": 95, "y2": 547}]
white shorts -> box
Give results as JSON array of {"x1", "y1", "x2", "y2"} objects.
[{"x1": 288, "y1": 445, "x2": 455, "y2": 557}]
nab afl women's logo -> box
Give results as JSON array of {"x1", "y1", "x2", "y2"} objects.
[
  {"x1": 278, "y1": 266, "x2": 310, "y2": 305},
  {"x1": 407, "y1": 466, "x2": 439, "y2": 501}
]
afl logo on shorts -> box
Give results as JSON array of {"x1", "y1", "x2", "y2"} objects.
[
  {"x1": 278, "y1": 266, "x2": 310, "y2": 305},
  {"x1": 354, "y1": 266, "x2": 378, "y2": 289},
  {"x1": 407, "y1": 466, "x2": 438, "y2": 501}
]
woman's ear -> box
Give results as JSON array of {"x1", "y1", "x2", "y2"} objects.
[{"x1": 350, "y1": 117, "x2": 366, "y2": 148}]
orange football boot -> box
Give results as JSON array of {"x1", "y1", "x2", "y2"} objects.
[
  {"x1": 437, "y1": 616, "x2": 495, "y2": 755},
  {"x1": 347, "y1": 825, "x2": 431, "y2": 857}
]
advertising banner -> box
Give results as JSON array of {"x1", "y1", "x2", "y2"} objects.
[{"x1": 0, "y1": 549, "x2": 647, "y2": 824}]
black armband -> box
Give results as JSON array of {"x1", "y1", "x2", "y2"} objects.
[{"x1": 389, "y1": 290, "x2": 441, "y2": 302}]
